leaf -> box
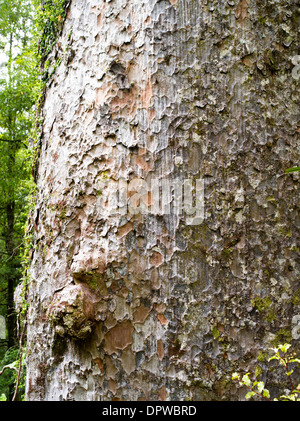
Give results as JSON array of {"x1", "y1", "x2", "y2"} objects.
[
  {"x1": 256, "y1": 381, "x2": 265, "y2": 394},
  {"x1": 0, "y1": 393, "x2": 7, "y2": 401},
  {"x1": 287, "y1": 370, "x2": 294, "y2": 376},
  {"x1": 232, "y1": 372, "x2": 240, "y2": 380},
  {"x1": 285, "y1": 167, "x2": 300, "y2": 173},
  {"x1": 242, "y1": 373, "x2": 251, "y2": 387},
  {"x1": 269, "y1": 355, "x2": 279, "y2": 362},
  {"x1": 278, "y1": 343, "x2": 291, "y2": 353},
  {"x1": 263, "y1": 389, "x2": 270, "y2": 399},
  {"x1": 279, "y1": 394, "x2": 296, "y2": 401},
  {"x1": 245, "y1": 391, "x2": 256, "y2": 400}
]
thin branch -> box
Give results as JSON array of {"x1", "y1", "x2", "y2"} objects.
[
  {"x1": 243, "y1": 383, "x2": 272, "y2": 402},
  {"x1": 0, "y1": 365, "x2": 18, "y2": 376},
  {"x1": 0, "y1": 243, "x2": 23, "y2": 263},
  {"x1": 283, "y1": 354, "x2": 295, "y2": 391}
]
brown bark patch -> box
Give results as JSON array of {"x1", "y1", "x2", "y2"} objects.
[
  {"x1": 157, "y1": 339, "x2": 165, "y2": 361},
  {"x1": 95, "y1": 85, "x2": 110, "y2": 107},
  {"x1": 135, "y1": 156, "x2": 152, "y2": 172},
  {"x1": 128, "y1": 250, "x2": 148, "y2": 278},
  {"x1": 150, "y1": 251, "x2": 163, "y2": 267},
  {"x1": 168, "y1": 340, "x2": 183, "y2": 359},
  {"x1": 117, "y1": 221, "x2": 133, "y2": 238},
  {"x1": 158, "y1": 386, "x2": 168, "y2": 401},
  {"x1": 104, "y1": 321, "x2": 134, "y2": 355},
  {"x1": 93, "y1": 358, "x2": 104, "y2": 373},
  {"x1": 141, "y1": 78, "x2": 153, "y2": 110},
  {"x1": 111, "y1": 85, "x2": 138, "y2": 117},
  {"x1": 120, "y1": 347, "x2": 136, "y2": 375},
  {"x1": 157, "y1": 314, "x2": 168, "y2": 326},
  {"x1": 134, "y1": 303, "x2": 151, "y2": 324},
  {"x1": 236, "y1": 0, "x2": 250, "y2": 21},
  {"x1": 108, "y1": 379, "x2": 117, "y2": 395}
]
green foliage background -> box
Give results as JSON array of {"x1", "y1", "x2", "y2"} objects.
[
  {"x1": 0, "y1": 0, "x2": 37, "y2": 401},
  {"x1": 0, "y1": 0, "x2": 69, "y2": 400}
]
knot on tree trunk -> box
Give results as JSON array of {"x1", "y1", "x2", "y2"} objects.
[{"x1": 47, "y1": 284, "x2": 97, "y2": 340}]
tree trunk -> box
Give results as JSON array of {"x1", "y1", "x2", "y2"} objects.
[{"x1": 26, "y1": 0, "x2": 299, "y2": 401}]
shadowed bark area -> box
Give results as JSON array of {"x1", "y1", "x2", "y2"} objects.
[{"x1": 26, "y1": 0, "x2": 299, "y2": 401}]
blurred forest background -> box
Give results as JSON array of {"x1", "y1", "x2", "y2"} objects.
[{"x1": 0, "y1": 0, "x2": 38, "y2": 400}]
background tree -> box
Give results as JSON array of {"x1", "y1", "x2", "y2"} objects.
[{"x1": 0, "y1": 0, "x2": 35, "y2": 400}]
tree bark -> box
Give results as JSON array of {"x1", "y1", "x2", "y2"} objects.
[{"x1": 26, "y1": 0, "x2": 299, "y2": 401}]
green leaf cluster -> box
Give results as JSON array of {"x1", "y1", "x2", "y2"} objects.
[
  {"x1": 232, "y1": 372, "x2": 271, "y2": 400},
  {"x1": 32, "y1": 0, "x2": 68, "y2": 64},
  {"x1": 232, "y1": 342, "x2": 300, "y2": 401},
  {"x1": 0, "y1": 346, "x2": 25, "y2": 401}
]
